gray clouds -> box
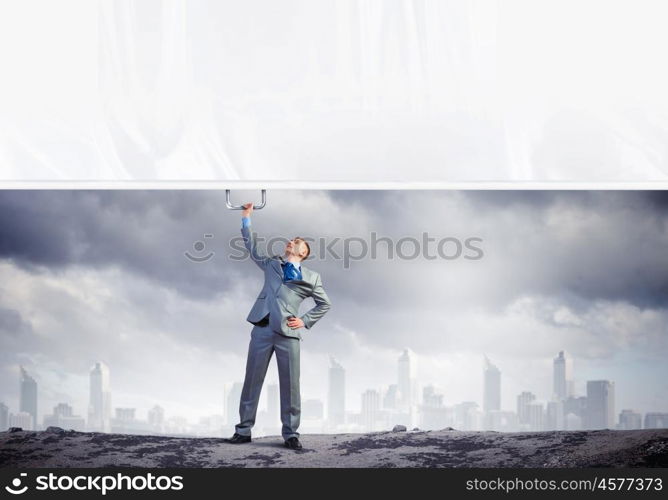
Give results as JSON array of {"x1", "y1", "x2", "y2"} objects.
[
  {"x1": 0, "y1": 306, "x2": 32, "y2": 337},
  {"x1": 0, "y1": 190, "x2": 245, "y2": 300},
  {"x1": 2, "y1": 189, "x2": 668, "y2": 335},
  {"x1": 2, "y1": 190, "x2": 667, "y2": 306}
]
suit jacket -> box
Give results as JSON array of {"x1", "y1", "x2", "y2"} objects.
[{"x1": 241, "y1": 225, "x2": 332, "y2": 340}]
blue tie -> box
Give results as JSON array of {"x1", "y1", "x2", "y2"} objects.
[{"x1": 282, "y1": 262, "x2": 300, "y2": 282}]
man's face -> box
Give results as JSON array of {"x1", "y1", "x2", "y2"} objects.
[{"x1": 285, "y1": 237, "x2": 307, "y2": 260}]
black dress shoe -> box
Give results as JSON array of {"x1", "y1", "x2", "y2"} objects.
[
  {"x1": 284, "y1": 437, "x2": 302, "y2": 450},
  {"x1": 225, "y1": 433, "x2": 251, "y2": 444}
]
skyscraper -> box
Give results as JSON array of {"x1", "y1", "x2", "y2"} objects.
[
  {"x1": 19, "y1": 366, "x2": 37, "y2": 430},
  {"x1": 454, "y1": 401, "x2": 481, "y2": 431},
  {"x1": 9, "y1": 412, "x2": 32, "y2": 430},
  {"x1": 361, "y1": 389, "x2": 380, "y2": 432},
  {"x1": 148, "y1": 405, "x2": 165, "y2": 431},
  {"x1": 43, "y1": 403, "x2": 85, "y2": 432},
  {"x1": 397, "y1": 349, "x2": 416, "y2": 408},
  {"x1": 527, "y1": 401, "x2": 545, "y2": 431},
  {"x1": 420, "y1": 385, "x2": 449, "y2": 431},
  {"x1": 585, "y1": 380, "x2": 615, "y2": 430},
  {"x1": 618, "y1": 409, "x2": 642, "y2": 430},
  {"x1": 483, "y1": 356, "x2": 501, "y2": 414},
  {"x1": 383, "y1": 384, "x2": 399, "y2": 410},
  {"x1": 546, "y1": 399, "x2": 565, "y2": 430},
  {"x1": 111, "y1": 407, "x2": 143, "y2": 434},
  {"x1": 517, "y1": 391, "x2": 536, "y2": 427},
  {"x1": 553, "y1": 351, "x2": 573, "y2": 400},
  {"x1": 564, "y1": 395, "x2": 588, "y2": 420},
  {"x1": 115, "y1": 408, "x2": 136, "y2": 421},
  {"x1": 88, "y1": 361, "x2": 112, "y2": 432},
  {"x1": 644, "y1": 413, "x2": 668, "y2": 429},
  {"x1": 327, "y1": 357, "x2": 345, "y2": 427},
  {"x1": 422, "y1": 385, "x2": 443, "y2": 407},
  {"x1": 0, "y1": 402, "x2": 9, "y2": 431}
]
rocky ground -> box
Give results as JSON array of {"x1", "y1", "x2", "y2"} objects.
[{"x1": 1, "y1": 426, "x2": 667, "y2": 468}]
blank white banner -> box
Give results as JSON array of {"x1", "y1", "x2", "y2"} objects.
[{"x1": 0, "y1": 0, "x2": 667, "y2": 181}]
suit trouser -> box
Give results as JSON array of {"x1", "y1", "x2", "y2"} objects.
[{"x1": 235, "y1": 322, "x2": 301, "y2": 440}]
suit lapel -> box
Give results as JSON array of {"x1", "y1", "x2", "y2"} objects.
[
  {"x1": 299, "y1": 266, "x2": 315, "y2": 286},
  {"x1": 270, "y1": 258, "x2": 283, "y2": 279}
]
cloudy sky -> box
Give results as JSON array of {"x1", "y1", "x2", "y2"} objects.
[{"x1": 1, "y1": 190, "x2": 667, "y2": 426}]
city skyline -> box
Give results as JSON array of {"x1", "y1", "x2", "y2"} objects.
[
  {"x1": 3, "y1": 345, "x2": 666, "y2": 432},
  {"x1": 2, "y1": 349, "x2": 667, "y2": 437}
]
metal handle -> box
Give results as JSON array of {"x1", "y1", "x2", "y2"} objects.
[{"x1": 225, "y1": 189, "x2": 266, "y2": 210}]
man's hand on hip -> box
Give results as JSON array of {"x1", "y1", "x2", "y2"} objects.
[{"x1": 287, "y1": 316, "x2": 304, "y2": 329}]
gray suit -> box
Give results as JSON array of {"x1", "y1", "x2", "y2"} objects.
[{"x1": 235, "y1": 225, "x2": 332, "y2": 440}]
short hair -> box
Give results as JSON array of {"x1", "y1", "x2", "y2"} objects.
[{"x1": 294, "y1": 237, "x2": 311, "y2": 261}]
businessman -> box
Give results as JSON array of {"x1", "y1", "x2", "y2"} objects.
[{"x1": 226, "y1": 202, "x2": 332, "y2": 450}]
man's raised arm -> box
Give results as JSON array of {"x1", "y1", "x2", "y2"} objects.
[{"x1": 240, "y1": 202, "x2": 270, "y2": 270}]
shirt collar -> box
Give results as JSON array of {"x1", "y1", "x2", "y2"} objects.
[{"x1": 282, "y1": 258, "x2": 301, "y2": 269}]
